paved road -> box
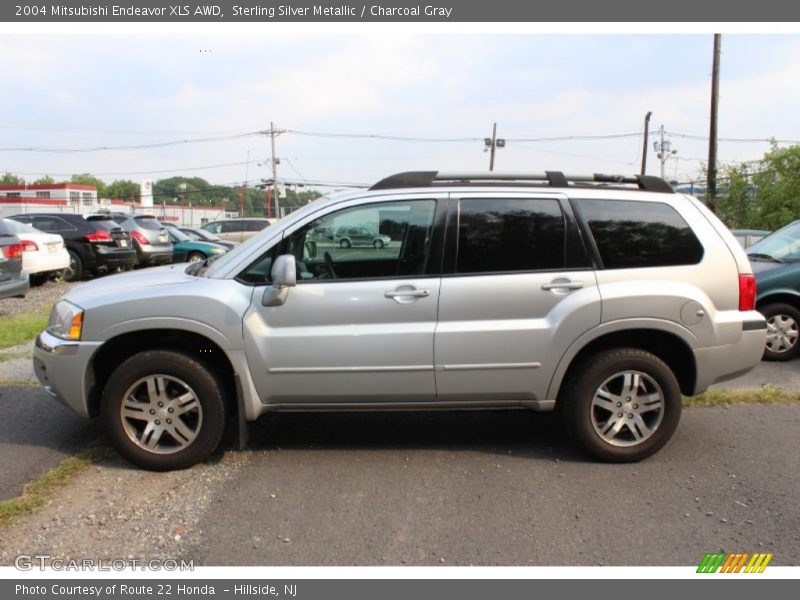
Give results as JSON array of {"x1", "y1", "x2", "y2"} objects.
[
  {"x1": 0, "y1": 385, "x2": 97, "y2": 500},
  {"x1": 191, "y1": 405, "x2": 800, "y2": 565}
]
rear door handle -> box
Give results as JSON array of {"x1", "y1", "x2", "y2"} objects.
[{"x1": 542, "y1": 279, "x2": 584, "y2": 291}]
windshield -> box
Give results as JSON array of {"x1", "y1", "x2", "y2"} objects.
[{"x1": 748, "y1": 221, "x2": 800, "y2": 262}]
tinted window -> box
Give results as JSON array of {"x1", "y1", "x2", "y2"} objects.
[
  {"x1": 31, "y1": 216, "x2": 77, "y2": 232},
  {"x1": 244, "y1": 220, "x2": 268, "y2": 232},
  {"x1": 204, "y1": 222, "x2": 222, "y2": 234},
  {"x1": 576, "y1": 199, "x2": 704, "y2": 269},
  {"x1": 456, "y1": 198, "x2": 566, "y2": 273},
  {"x1": 220, "y1": 221, "x2": 241, "y2": 234}
]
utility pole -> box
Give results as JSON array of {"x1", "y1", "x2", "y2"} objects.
[
  {"x1": 654, "y1": 125, "x2": 677, "y2": 179},
  {"x1": 641, "y1": 111, "x2": 652, "y2": 175},
  {"x1": 707, "y1": 34, "x2": 721, "y2": 212},
  {"x1": 241, "y1": 150, "x2": 249, "y2": 218},
  {"x1": 484, "y1": 123, "x2": 505, "y2": 171},
  {"x1": 270, "y1": 122, "x2": 280, "y2": 219}
]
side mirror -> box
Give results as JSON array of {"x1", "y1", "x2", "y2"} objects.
[
  {"x1": 271, "y1": 254, "x2": 297, "y2": 288},
  {"x1": 262, "y1": 254, "x2": 296, "y2": 307}
]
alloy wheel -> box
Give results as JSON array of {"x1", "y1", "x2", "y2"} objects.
[{"x1": 590, "y1": 370, "x2": 665, "y2": 447}]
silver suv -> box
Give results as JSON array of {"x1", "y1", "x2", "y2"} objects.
[{"x1": 33, "y1": 172, "x2": 766, "y2": 470}]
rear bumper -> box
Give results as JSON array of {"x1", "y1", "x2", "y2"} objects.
[
  {"x1": 135, "y1": 244, "x2": 173, "y2": 265},
  {"x1": 24, "y1": 249, "x2": 70, "y2": 275},
  {"x1": 692, "y1": 318, "x2": 767, "y2": 394},
  {"x1": 94, "y1": 245, "x2": 137, "y2": 269},
  {"x1": 0, "y1": 275, "x2": 30, "y2": 299}
]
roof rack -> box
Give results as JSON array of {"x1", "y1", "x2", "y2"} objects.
[{"x1": 369, "y1": 171, "x2": 674, "y2": 194}]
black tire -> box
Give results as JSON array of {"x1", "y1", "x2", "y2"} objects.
[
  {"x1": 100, "y1": 350, "x2": 228, "y2": 471},
  {"x1": 29, "y1": 273, "x2": 48, "y2": 286},
  {"x1": 761, "y1": 303, "x2": 800, "y2": 361},
  {"x1": 64, "y1": 250, "x2": 83, "y2": 282},
  {"x1": 560, "y1": 348, "x2": 682, "y2": 462},
  {"x1": 187, "y1": 252, "x2": 206, "y2": 264},
  {"x1": 339, "y1": 238, "x2": 351, "y2": 249}
]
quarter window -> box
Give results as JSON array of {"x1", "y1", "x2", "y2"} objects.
[
  {"x1": 456, "y1": 198, "x2": 566, "y2": 273},
  {"x1": 575, "y1": 199, "x2": 704, "y2": 269}
]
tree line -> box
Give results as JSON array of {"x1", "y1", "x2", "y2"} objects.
[{"x1": 0, "y1": 172, "x2": 321, "y2": 217}]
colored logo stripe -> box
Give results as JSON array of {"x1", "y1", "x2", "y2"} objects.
[{"x1": 697, "y1": 552, "x2": 773, "y2": 573}]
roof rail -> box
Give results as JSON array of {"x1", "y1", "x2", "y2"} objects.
[{"x1": 369, "y1": 171, "x2": 674, "y2": 194}]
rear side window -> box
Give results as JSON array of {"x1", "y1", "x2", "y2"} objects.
[
  {"x1": 31, "y1": 216, "x2": 77, "y2": 232},
  {"x1": 220, "y1": 221, "x2": 241, "y2": 234},
  {"x1": 576, "y1": 199, "x2": 704, "y2": 269},
  {"x1": 134, "y1": 217, "x2": 162, "y2": 231},
  {"x1": 244, "y1": 220, "x2": 267, "y2": 232},
  {"x1": 456, "y1": 198, "x2": 566, "y2": 273}
]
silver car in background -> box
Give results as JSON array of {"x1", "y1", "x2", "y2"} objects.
[{"x1": 33, "y1": 171, "x2": 766, "y2": 471}]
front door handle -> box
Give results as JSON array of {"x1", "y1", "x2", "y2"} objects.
[
  {"x1": 385, "y1": 285, "x2": 431, "y2": 304},
  {"x1": 542, "y1": 279, "x2": 584, "y2": 292},
  {"x1": 385, "y1": 289, "x2": 430, "y2": 299}
]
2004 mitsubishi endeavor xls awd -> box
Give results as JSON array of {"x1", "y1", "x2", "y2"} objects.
[{"x1": 33, "y1": 171, "x2": 767, "y2": 470}]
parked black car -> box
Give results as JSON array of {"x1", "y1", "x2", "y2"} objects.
[
  {"x1": 9, "y1": 213, "x2": 136, "y2": 281},
  {"x1": 0, "y1": 221, "x2": 29, "y2": 299}
]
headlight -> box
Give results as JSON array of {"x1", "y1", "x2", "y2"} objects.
[
  {"x1": 47, "y1": 300, "x2": 84, "y2": 341},
  {"x1": 211, "y1": 246, "x2": 225, "y2": 254}
]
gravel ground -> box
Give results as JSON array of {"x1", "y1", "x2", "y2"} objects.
[
  {"x1": 0, "y1": 447, "x2": 249, "y2": 564},
  {"x1": 0, "y1": 279, "x2": 75, "y2": 318}
]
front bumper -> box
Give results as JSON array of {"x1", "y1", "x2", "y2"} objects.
[
  {"x1": 692, "y1": 319, "x2": 768, "y2": 394},
  {"x1": 33, "y1": 330, "x2": 103, "y2": 418}
]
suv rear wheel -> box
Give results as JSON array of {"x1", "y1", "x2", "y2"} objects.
[
  {"x1": 761, "y1": 303, "x2": 800, "y2": 361},
  {"x1": 100, "y1": 350, "x2": 227, "y2": 471},
  {"x1": 561, "y1": 348, "x2": 682, "y2": 462}
]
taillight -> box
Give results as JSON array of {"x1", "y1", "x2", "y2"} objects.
[
  {"x1": 20, "y1": 240, "x2": 39, "y2": 252},
  {"x1": 739, "y1": 274, "x2": 757, "y2": 311},
  {"x1": 2, "y1": 244, "x2": 23, "y2": 259},
  {"x1": 85, "y1": 230, "x2": 112, "y2": 243},
  {"x1": 130, "y1": 230, "x2": 149, "y2": 245}
]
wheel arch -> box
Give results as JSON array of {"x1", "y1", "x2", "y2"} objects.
[
  {"x1": 548, "y1": 324, "x2": 698, "y2": 400},
  {"x1": 85, "y1": 329, "x2": 237, "y2": 419},
  {"x1": 756, "y1": 291, "x2": 800, "y2": 311}
]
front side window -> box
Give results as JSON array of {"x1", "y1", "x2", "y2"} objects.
[
  {"x1": 456, "y1": 198, "x2": 566, "y2": 274},
  {"x1": 204, "y1": 222, "x2": 222, "y2": 234},
  {"x1": 239, "y1": 199, "x2": 436, "y2": 284},
  {"x1": 576, "y1": 199, "x2": 704, "y2": 269}
]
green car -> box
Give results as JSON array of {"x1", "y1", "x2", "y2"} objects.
[
  {"x1": 166, "y1": 227, "x2": 228, "y2": 263},
  {"x1": 747, "y1": 220, "x2": 800, "y2": 361}
]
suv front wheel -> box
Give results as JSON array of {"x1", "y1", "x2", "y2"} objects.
[
  {"x1": 100, "y1": 350, "x2": 227, "y2": 471},
  {"x1": 561, "y1": 348, "x2": 682, "y2": 462}
]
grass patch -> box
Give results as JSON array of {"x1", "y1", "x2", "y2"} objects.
[
  {"x1": 0, "y1": 440, "x2": 109, "y2": 529},
  {"x1": 0, "y1": 310, "x2": 48, "y2": 350},
  {"x1": 0, "y1": 350, "x2": 31, "y2": 362},
  {"x1": 0, "y1": 376, "x2": 37, "y2": 386},
  {"x1": 684, "y1": 384, "x2": 800, "y2": 407}
]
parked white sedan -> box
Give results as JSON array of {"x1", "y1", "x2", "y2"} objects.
[{"x1": 1, "y1": 218, "x2": 69, "y2": 285}]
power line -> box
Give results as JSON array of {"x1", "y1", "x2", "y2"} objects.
[
  {"x1": 10, "y1": 160, "x2": 257, "y2": 178},
  {"x1": 666, "y1": 130, "x2": 800, "y2": 144},
  {"x1": 0, "y1": 123, "x2": 257, "y2": 136},
  {"x1": 0, "y1": 131, "x2": 264, "y2": 153}
]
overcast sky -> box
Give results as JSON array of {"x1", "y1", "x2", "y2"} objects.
[{"x1": 1, "y1": 34, "x2": 799, "y2": 190}]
